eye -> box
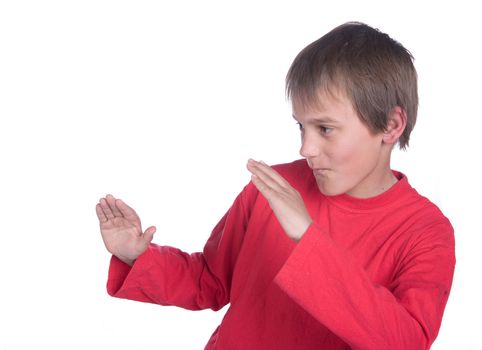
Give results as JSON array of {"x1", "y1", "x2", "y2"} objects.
[
  {"x1": 320, "y1": 126, "x2": 334, "y2": 135},
  {"x1": 296, "y1": 122, "x2": 303, "y2": 130}
]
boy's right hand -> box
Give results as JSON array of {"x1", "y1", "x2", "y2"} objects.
[{"x1": 96, "y1": 194, "x2": 156, "y2": 266}]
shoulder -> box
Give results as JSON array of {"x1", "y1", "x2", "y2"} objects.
[
  {"x1": 271, "y1": 159, "x2": 314, "y2": 189},
  {"x1": 271, "y1": 158, "x2": 309, "y2": 172},
  {"x1": 399, "y1": 175, "x2": 454, "y2": 243},
  {"x1": 402, "y1": 175, "x2": 450, "y2": 223}
]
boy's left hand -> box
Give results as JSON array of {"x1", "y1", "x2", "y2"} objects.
[{"x1": 247, "y1": 159, "x2": 312, "y2": 242}]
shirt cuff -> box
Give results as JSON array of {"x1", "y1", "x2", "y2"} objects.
[
  {"x1": 106, "y1": 255, "x2": 133, "y2": 296},
  {"x1": 274, "y1": 222, "x2": 329, "y2": 298},
  {"x1": 106, "y1": 246, "x2": 154, "y2": 296}
]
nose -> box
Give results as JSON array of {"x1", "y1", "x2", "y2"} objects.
[{"x1": 299, "y1": 131, "x2": 321, "y2": 159}]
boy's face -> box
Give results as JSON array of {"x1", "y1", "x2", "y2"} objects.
[{"x1": 292, "y1": 90, "x2": 395, "y2": 198}]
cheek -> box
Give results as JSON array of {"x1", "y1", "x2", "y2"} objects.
[
  {"x1": 330, "y1": 134, "x2": 379, "y2": 175},
  {"x1": 349, "y1": 136, "x2": 382, "y2": 172},
  {"x1": 329, "y1": 139, "x2": 359, "y2": 168}
]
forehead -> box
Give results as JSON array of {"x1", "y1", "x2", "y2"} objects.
[{"x1": 291, "y1": 88, "x2": 357, "y2": 122}]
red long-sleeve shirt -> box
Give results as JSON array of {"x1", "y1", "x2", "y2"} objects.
[{"x1": 107, "y1": 159, "x2": 455, "y2": 349}]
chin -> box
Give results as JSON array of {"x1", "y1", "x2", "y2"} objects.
[{"x1": 316, "y1": 183, "x2": 345, "y2": 197}]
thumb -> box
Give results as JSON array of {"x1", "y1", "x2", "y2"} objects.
[{"x1": 142, "y1": 226, "x2": 157, "y2": 243}]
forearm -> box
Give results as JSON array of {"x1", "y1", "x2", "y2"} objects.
[
  {"x1": 106, "y1": 183, "x2": 257, "y2": 311},
  {"x1": 107, "y1": 244, "x2": 228, "y2": 311},
  {"x1": 275, "y1": 223, "x2": 454, "y2": 350}
]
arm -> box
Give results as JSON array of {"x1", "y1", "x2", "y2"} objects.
[
  {"x1": 275, "y1": 221, "x2": 455, "y2": 349},
  {"x1": 98, "y1": 185, "x2": 257, "y2": 311},
  {"x1": 247, "y1": 159, "x2": 455, "y2": 349}
]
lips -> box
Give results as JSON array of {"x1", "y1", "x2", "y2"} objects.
[{"x1": 306, "y1": 160, "x2": 330, "y2": 175}]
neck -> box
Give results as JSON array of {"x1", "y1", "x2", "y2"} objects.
[{"x1": 347, "y1": 148, "x2": 397, "y2": 199}]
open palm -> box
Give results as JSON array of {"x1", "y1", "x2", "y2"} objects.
[{"x1": 96, "y1": 194, "x2": 156, "y2": 266}]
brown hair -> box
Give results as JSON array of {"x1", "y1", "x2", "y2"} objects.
[{"x1": 285, "y1": 22, "x2": 418, "y2": 149}]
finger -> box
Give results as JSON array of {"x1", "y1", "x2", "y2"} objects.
[
  {"x1": 247, "y1": 159, "x2": 285, "y2": 191},
  {"x1": 99, "y1": 197, "x2": 115, "y2": 219},
  {"x1": 95, "y1": 203, "x2": 108, "y2": 223},
  {"x1": 106, "y1": 194, "x2": 123, "y2": 217},
  {"x1": 248, "y1": 166, "x2": 281, "y2": 195},
  {"x1": 255, "y1": 160, "x2": 291, "y2": 187},
  {"x1": 142, "y1": 226, "x2": 156, "y2": 244},
  {"x1": 250, "y1": 173, "x2": 272, "y2": 196},
  {"x1": 247, "y1": 159, "x2": 282, "y2": 184},
  {"x1": 116, "y1": 199, "x2": 139, "y2": 221}
]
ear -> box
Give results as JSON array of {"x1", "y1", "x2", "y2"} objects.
[{"x1": 383, "y1": 106, "x2": 407, "y2": 145}]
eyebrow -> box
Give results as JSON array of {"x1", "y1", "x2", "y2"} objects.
[{"x1": 292, "y1": 114, "x2": 339, "y2": 124}]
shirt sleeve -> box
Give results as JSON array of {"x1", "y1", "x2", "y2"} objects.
[
  {"x1": 106, "y1": 182, "x2": 257, "y2": 311},
  {"x1": 274, "y1": 220, "x2": 455, "y2": 350}
]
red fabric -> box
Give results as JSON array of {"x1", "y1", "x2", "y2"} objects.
[{"x1": 107, "y1": 159, "x2": 455, "y2": 350}]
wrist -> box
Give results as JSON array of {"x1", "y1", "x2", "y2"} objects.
[{"x1": 290, "y1": 219, "x2": 312, "y2": 243}]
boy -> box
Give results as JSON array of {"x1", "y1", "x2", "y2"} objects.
[{"x1": 96, "y1": 22, "x2": 455, "y2": 349}]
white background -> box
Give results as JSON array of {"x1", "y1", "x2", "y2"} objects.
[{"x1": 0, "y1": 1, "x2": 480, "y2": 349}]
